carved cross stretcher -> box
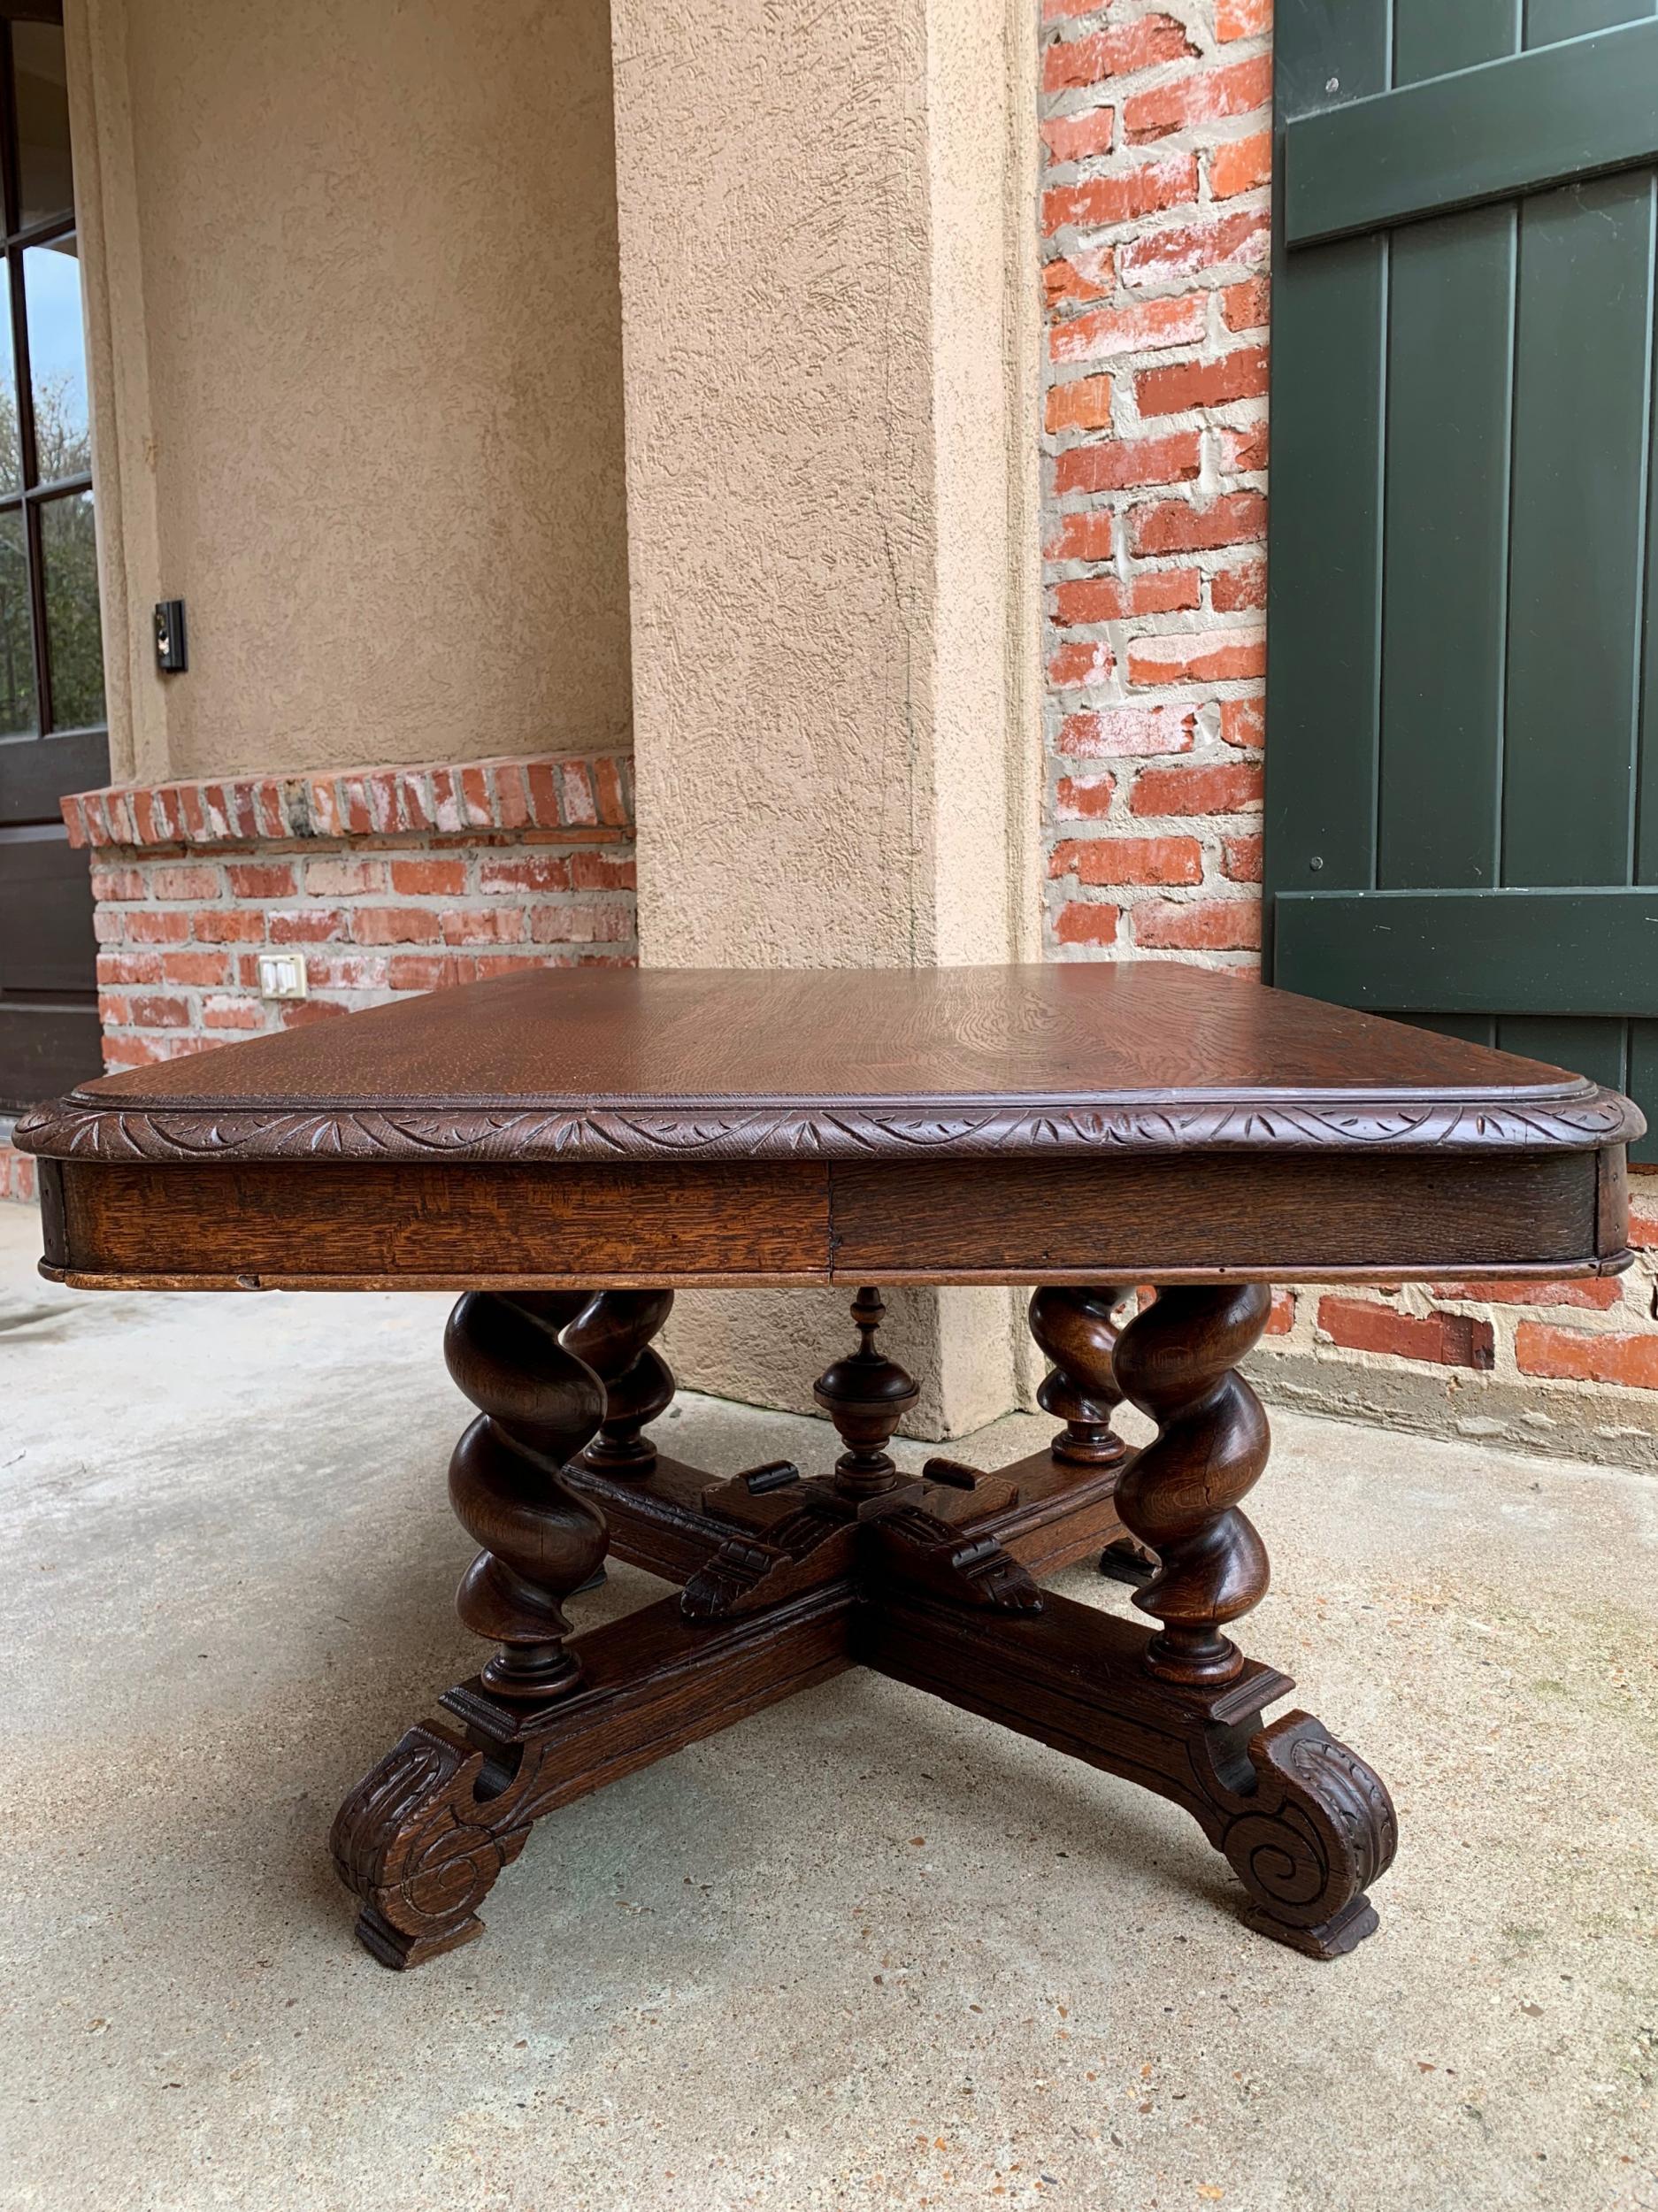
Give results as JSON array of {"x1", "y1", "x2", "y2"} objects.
[{"x1": 16, "y1": 962, "x2": 1640, "y2": 1967}]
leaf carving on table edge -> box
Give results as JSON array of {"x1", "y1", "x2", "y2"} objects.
[{"x1": 12, "y1": 1087, "x2": 1642, "y2": 1164}]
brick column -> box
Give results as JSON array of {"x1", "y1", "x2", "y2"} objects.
[{"x1": 1040, "y1": 0, "x2": 1270, "y2": 964}]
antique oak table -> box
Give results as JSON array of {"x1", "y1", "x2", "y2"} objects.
[{"x1": 17, "y1": 963, "x2": 1641, "y2": 1968}]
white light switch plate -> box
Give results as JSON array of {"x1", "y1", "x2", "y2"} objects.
[{"x1": 256, "y1": 952, "x2": 308, "y2": 1001}]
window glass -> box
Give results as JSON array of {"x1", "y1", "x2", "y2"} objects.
[
  {"x1": 0, "y1": 20, "x2": 106, "y2": 741},
  {"x1": 0, "y1": 272, "x2": 19, "y2": 495},
  {"x1": 12, "y1": 23, "x2": 73, "y2": 232},
  {"x1": 23, "y1": 236, "x2": 89, "y2": 479},
  {"x1": 41, "y1": 490, "x2": 103, "y2": 728},
  {"x1": 0, "y1": 507, "x2": 34, "y2": 735}
]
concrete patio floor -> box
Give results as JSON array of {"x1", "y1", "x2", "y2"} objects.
[{"x1": 1, "y1": 1202, "x2": 1655, "y2": 2212}]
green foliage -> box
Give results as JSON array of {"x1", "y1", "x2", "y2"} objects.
[{"x1": 0, "y1": 369, "x2": 103, "y2": 734}]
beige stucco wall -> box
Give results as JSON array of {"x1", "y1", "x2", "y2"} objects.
[
  {"x1": 67, "y1": 0, "x2": 631, "y2": 784},
  {"x1": 610, "y1": 0, "x2": 1044, "y2": 1433}
]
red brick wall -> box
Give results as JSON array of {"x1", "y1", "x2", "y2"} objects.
[
  {"x1": 1040, "y1": 0, "x2": 1270, "y2": 961},
  {"x1": 0, "y1": 748, "x2": 635, "y2": 1190},
  {"x1": 1038, "y1": 0, "x2": 1658, "y2": 1458}
]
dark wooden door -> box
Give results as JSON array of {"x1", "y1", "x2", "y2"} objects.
[
  {"x1": 0, "y1": 4, "x2": 106, "y2": 1114},
  {"x1": 0, "y1": 728, "x2": 104, "y2": 1111},
  {"x1": 1264, "y1": 0, "x2": 1658, "y2": 1161}
]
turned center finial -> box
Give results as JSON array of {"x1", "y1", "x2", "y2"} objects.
[{"x1": 813, "y1": 1286, "x2": 920, "y2": 1502}]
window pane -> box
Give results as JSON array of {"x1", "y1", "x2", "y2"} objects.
[
  {"x1": 0, "y1": 270, "x2": 19, "y2": 495},
  {"x1": 12, "y1": 24, "x2": 73, "y2": 231},
  {"x1": 0, "y1": 508, "x2": 35, "y2": 735},
  {"x1": 23, "y1": 238, "x2": 90, "y2": 482},
  {"x1": 41, "y1": 490, "x2": 103, "y2": 729}
]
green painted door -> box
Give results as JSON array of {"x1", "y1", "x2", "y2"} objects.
[{"x1": 1264, "y1": 0, "x2": 1658, "y2": 1160}]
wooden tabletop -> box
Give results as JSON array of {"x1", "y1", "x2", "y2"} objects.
[{"x1": 15, "y1": 962, "x2": 1642, "y2": 1167}]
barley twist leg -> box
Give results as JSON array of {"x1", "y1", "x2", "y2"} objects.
[
  {"x1": 564, "y1": 1290, "x2": 675, "y2": 1476},
  {"x1": 1111, "y1": 1283, "x2": 1271, "y2": 1686},
  {"x1": 445, "y1": 1290, "x2": 608, "y2": 1700}
]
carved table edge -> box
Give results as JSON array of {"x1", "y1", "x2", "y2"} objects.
[{"x1": 12, "y1": 1081, "x2": 1644, "y2": 1166}]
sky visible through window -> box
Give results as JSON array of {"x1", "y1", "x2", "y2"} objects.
[
  {"x1": 0, "y1": 13, "x2": 103, "y2": 741},
  {"x1": 23, "y1": 240, "x2": 88, "y2": 462}
]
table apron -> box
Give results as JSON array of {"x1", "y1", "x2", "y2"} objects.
[{"x1": 38, "y1": 1144, "x2": 1616, "y2": 1289}]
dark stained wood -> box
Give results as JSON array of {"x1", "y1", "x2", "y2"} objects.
[
  {"x1": 48, "y1": 1158, "x2": 836, "y2": 1287},
  {"x1": 31, "y1": 1145, "x2": 1616, "y2": 1290},
  {"x1": 332, "y1": 1586, "x2": 856, "y2": 1968},
  {"x1": 14, "y1": 960, "x2": 1643, "y2": 1970},
  {"x1": 443, "y1": 1292, "x2": 609, "y2": 1698},
  {"x1": 1028, "y1": 1285, "x2": 1131, "y2": 1465},
  {"x1": 861, "y1": 1588, "x2": 1396, "y2": 1960},
  {"x1": 864, "y1": 1503, "x2": 1044, "y2": 1615},
  {"x1": 564, "y1": 1290, "x2": 676, "y2": 1476},
  {"x1": 972, "y1": 1456, "x2": 1131, "y2": 1577},
  {"x1": 678, "y1": 1294, "x2": 1023, "y2": 1621},
  {"x1": 558, "y1": 1451, "x2": 729, "y2": 1585},
  {"x1": 19, "y1": 963, "x2": 1639, "y2": 1290},
  {"x1": 827, "y1": 1150, "x2": 1602, "y2": 1279},
  {"x1": 35, "y1": 1153, "x2": 65, "y2": 1270},
  {"x1": 13, "y1": 961, "x2": 1642, "y2": 1166},
  {"x1": 679, "y1": 1503, "x2": 857, "y2": 1624},
  {"x1": 1597, "y1": 1142, "x2": 1630, "y2": 1262},
  {"x1": 563, "y1": 1435, "x2": 1131, "y2": 1588},
  {"x1": 365, "y1": 1278, "x2": 1393, "y2": 1966},
  {"x1": 1113, "y1": 1285, "x2": 1273, "y2": 1686},
  {"x1": 812, "y1": 1286, "x2": 921, "y2": 1502}
]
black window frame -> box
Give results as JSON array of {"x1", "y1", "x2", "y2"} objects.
[{"x1": 0, "y1": 0, "x2": 98, "y2": 741}]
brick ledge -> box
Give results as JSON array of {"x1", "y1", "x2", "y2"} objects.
[{"x1": 64, "y1": 749, "x2": 634, "y2": 850}]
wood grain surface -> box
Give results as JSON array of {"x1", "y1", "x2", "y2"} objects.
[
  {"x1": 19, "y1": 961, "x2": 1638, "y2": 1289},
  {"x1": 15, "y1": 963, "x2": 1642, "y2": 1166},
  {"x1": 37, "y1": 1143, "x2": 1609, "y2": 1288}
]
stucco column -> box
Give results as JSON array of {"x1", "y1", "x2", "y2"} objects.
[{"x1": 610, "y1": 0, "x2": 1043, "y2": 1433}]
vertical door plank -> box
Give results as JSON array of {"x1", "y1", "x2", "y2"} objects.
[
  {"x1": 1503, "y1": 172, "x2": 1652, "y2": 890},
  {"x1": 1379, "y1": 0, "x2": 1519, "y2": 898},
  {"x1": 1263, "y1": 242, "x2": 1386, "y2": 892},
  {"x1": 1263, "y1": 1, "x2": 1392, "y2": 948},
  {"x1": 1627, "y1": 1026, "x2": 1658, "y2": 1160},
  {"x1": 1499, "y1": 1014, "x2": 1629, "y2": 1100},
  {"x1": 1378, "y1": 206, "x2": 1515, "y2": 891},
  {"x1": 1272, "y1": 0, "x2": 1658, "y2": 1164},
  {"x1": 1632, "y1": 16, "x2": 1658, "y2": 1156},
  {"x1": 1502, "y1": 165, "x2": 1654, "y2": 1118}
]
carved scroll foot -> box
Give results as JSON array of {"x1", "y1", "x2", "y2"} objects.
[
  {"x1": 863, "y1": 1584, "x2": 1395, "y2": 1960},
  {"x1": 353, "y1": 1908, "x2": 487, "y2": 1971},
  {"x1": 330, "y1": 1720, "x2": 532, "y2": 1970},
  {"x1": 1216, "y1": 1713, "x2": 1398, "y2": 1959},
  {"x1": 333, "y1": 1588, "x2": 859, "y2": 1968}
]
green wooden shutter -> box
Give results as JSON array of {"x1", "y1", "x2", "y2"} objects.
[{"x1": 1264, "y1": 0, "x2": 1658, "y2": 1163}]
